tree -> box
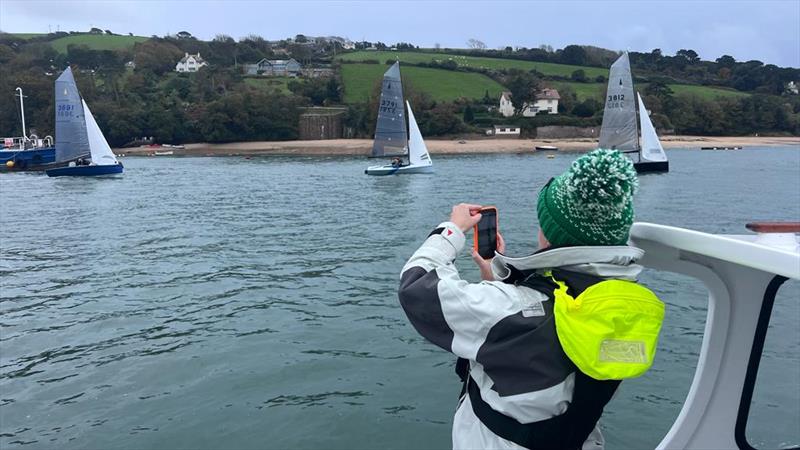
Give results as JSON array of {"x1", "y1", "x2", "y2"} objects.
[
  {"x1": 559, "y1": 45, "x2": 587, "y2": 65},
  {"x1": 570, "y1": 69, "x2": 587, "y2": 82},
  {"x1": 90, "y1": 27, "x2": 103, "y2": 34},
  {"x1": 482, "y1": 89, "x2": 492, "y2": 105},
  {"x1": 716, "y1": 55, "x2": 736, "y2": 68},
  {"x1": 463, "y1": 104, "x2": 475, "y2": 123},
  {"x1": 503, "y1": 69, "x2": 540, "y2": 112},
  {"x1": 294, "y1": 34, "x2": 308, "y2": 43},
  {"x1": 176, "y1": 31, "x2": 193, "y2": 40},
  {"x1": 572, "y1": 98, "x2": 601, "y2": 117},
  {"x1": 467, "y1": 39, "x2": 487, "y2": 50},
  {"x1": 676, "y1": 49, "x2": 700, "y2": 63}
]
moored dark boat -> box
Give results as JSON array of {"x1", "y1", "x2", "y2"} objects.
[{"x1": 1, "y1": 87, "x2": 56, "y2": 172}]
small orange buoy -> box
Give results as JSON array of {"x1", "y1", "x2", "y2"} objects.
[{"x1": 6, "y1": 160, "x2": 14, "y2": 168}]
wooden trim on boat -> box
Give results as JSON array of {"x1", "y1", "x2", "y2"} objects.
[{"x1": 745, "y1": 222, "x2": 800, "y2": 233}]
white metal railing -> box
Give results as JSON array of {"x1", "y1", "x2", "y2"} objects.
[{"x1": 1, "y1": 135, "x2": 54, "y2": 151}]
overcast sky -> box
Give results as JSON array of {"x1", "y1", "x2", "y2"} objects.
[{"x1": 2, "y1": 0, "x2": 798, "y2": 67}]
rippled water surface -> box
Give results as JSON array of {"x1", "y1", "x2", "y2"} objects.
[{"x1": 1, "y1": 147, "x2": 799, "y2": 449}]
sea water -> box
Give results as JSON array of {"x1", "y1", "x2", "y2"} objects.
[{"x1": 1, "y1": 147, "x2": 798, "y2": 449}]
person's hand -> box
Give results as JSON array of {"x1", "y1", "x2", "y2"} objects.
[
  {"x1": 471, "y1": 232, "x2": 506, "y2": 281},
  {"x1": 449, "y1": 203, "x2": 483, "y2": 232}
]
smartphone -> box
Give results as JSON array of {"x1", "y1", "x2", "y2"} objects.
[{"x1": 473, "y1": 207, "x2": 498, "y2": 259}]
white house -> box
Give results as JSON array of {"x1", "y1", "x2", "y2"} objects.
[
  {"x1": 499, "y1": 91, "x2": 515, "y2": 117},
  {"x1": 175, "y1": 52, "x2": 207, "y2": 73},
  {"x1": 491, "y1": 125, "x2": 520, "y2": 136},
  {"x1": 500, "y1": 88, "x2": 561, "y2": 117},
  {"x1": 243, "y1": 58, "x2": 303, "y2": 76},
  {"x1": 521, "y1": 88, "x2": 560, "y2": 117},
  {"x1": 787, "y1": 81, "x2": 799, "y2": 95}
]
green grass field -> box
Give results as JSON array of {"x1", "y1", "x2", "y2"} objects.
[
  {"x1": 551, "y1": 80, "x2": 750, "y2": 101},
  {"x1": 340, "y1": 63, "x2": 505, "y2": 103},
  {"x1": 9, "y1": 33, "x2": 45, "y2": 40},
  {"x1": 337, "y1": 51, "x2": 609, "y2": 78},
  {"x1": 244, "y1": 77, "x2": 293, "y2": 95},
  {"x1": 49, "y1": 34, "x2": 150, "y2": 53},
  {"x1": 668, "y1": 84, "x2": 749, "y2": 100}
]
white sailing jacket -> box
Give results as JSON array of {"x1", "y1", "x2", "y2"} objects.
[{"x1": 398, "y1": 221, "x2": 645, "y2": 450}]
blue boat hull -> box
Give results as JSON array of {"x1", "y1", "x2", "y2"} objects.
[
  {"x1": 0, "y1": 147, "x2": 56, "y2": 172},
  {"x1": 46, "y1": 163, "x2": 124, "y2": 177}
]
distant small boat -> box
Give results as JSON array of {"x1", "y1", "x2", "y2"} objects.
[
  {"x1": 547, "y1": 154, "x2": 555, "y2": 159},
  {"x1": 154, "y1": 150, "x2": 174, "y2": 156},
  {"x1": 700, "y1": 146, "x2": 742, "y2": 150},
  {"x1": 535, "y1": 145, "x2": 558, "y2": 151},
  {"x1": 45, "y1": 68, "x2": 123, "y2": 177}
]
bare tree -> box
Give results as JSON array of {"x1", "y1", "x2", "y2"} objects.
[{"x1": 467, "y1": 39, "x2": 487, "y2": 50}]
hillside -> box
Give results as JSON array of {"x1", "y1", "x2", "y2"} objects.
[
  {"x1": 337, "y1": 50, "x2": 608, "y2": 78},
  {"x1": 49, "y1": 34, "x2": 149, "y2": 53},
  {"x1": 1, "y1": 33, "x2": 797, "y2": 145},
  {"x1": 549, "y1": 80, "x2": 750, "y2": 101},
  {"x1": 340, "y1": 63, "x2": 505, "y2": 103}
]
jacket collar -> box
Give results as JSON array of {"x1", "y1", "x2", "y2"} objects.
[{"x1": 491, "y1": 245, "x2": 645, "y2": 281}]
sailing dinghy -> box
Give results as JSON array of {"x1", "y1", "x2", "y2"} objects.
[
  {"x1": 365, "y1": 62, "x2": 433, "y2": 176},
  {"x1": 46, "y1": 67, "x2": 123, "y2": 177},
  {"x1": 599, "y1": 52, "x2": 669, "y2": 173}
]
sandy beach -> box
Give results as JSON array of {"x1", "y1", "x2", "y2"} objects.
[{"x1": 119, "y1": 136, "x2": 799, "y2": 157}]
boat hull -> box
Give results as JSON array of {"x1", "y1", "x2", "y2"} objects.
[
  {"x1": 634, "y1": 160, "x2": 669, "y2": 173},
  {"x1": 0, "y1": 147, "x2": 56, "y2": 172},
  {"x1": 46, "y1": 163, "x2": 124, "y2": 177},
  {"x1": 535, "y1": 146, "x2": 558, "y2": 151},
  {"x1": 364, "y1": 164, "x2": 434, "y2": 176}
]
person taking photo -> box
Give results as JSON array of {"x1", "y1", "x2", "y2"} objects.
[{"x1": 398, "y1": 149, "x2": 665, "y2": 449}]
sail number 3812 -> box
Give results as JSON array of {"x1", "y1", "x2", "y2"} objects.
[{"x1": 607, "y1": 94, "x2": 626, "y2": 109}]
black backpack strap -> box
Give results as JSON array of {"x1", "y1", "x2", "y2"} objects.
[
  {"x1": 455, "y1": 357, "x2": 470, "y2": 399},
  {"x1": 560, "y1": 372, "x2": 621, "y2": 449}
]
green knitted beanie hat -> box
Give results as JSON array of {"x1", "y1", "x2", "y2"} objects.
[{"x1": 537, "y1": 148, "x2": 639, "y2": 246}]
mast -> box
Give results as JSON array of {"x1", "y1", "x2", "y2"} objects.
[
  {"x1": 630, "y1": 53, "x2": 642, "y2": 163},
  {"x1": 15, "y1": 87, "x2": 27, "y2": 142}
]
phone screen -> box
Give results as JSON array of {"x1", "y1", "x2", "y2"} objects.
[{"x1": 475, "y1": 208, "x2": 498, "y2": 259}]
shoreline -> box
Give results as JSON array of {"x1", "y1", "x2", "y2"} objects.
[{"x1": 118, "y1": 136, "x2": 800, "y2": 157}]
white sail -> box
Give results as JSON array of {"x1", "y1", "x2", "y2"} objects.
[
  {"x1": 637, "y1": 93, "x2": 667, "y2": 163},
  {"x1": 82, "y1": 99, "x2": 118, "y2": 166},
  {"x1": 599, "y1": 52, "x2": 638, "y2": 152},
  {"x1": 406, "y1": 101, "x2": 432, "y2": 167}
]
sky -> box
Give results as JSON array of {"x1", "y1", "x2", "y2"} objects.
[{"x1": 1, "y1": 0, "x2": 799, "y2": 67}]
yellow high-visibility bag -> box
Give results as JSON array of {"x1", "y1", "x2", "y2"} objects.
[{"x1": 550, "y1": 274, "x2": 665, "y2": 380}]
